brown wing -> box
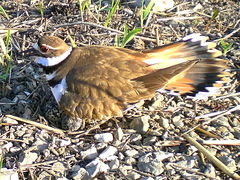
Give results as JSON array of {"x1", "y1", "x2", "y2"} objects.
[{"x1": 59, "y1": 47, "x2": 196, "y2": 121}]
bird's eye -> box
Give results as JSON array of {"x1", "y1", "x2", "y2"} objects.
[{"x1": 40, "y1": 46, "x2": 49, "y2": 53}]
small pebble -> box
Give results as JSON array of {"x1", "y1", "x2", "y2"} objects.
[
  {"x1": 99, "y1": 146, "x2": 118, "y2": 161},
  {"x1": 125, "y1": 157, "x2": 136, "y2": 165},
  {"x1": 19, "y1": 152, "x2": 38, "y2": 165},
  {"x1": 126, "y1": 171, "x2": 141, "y2": 180},
  {"x1": 158, "y1": 117, "x2": 170, "y2": 129},
  {"x1": 58, "y1": 139, "x2": 71, "y2": 147},
  {"x1": 143, "y1": 136, "x2": 158, "y2": 146},
  {"x1": 125, "y1": 149, "x2": 139, "y2": 157},
  {"x1": 94, "y1": 133, "x2": 113, "y2": 143},
  {"x1": 71, "y1": 167, "x2": 89, "y2": 180},
  {"x1": 114, "y1": 127, "x2": 124, "y2": 141},
  {"x1": 0, "y1": 168, "x2": 19, "y2": 180},
  {"x1": 219, "y1": 156, "x2": 237, "y2": 172},
  {"x1": 2, "y1": 142, "x2": 13, "y2": 152},
  {"x1": 52, "y1": 162, "x2": 66, "y2": 174},
  {"x1": 130, "y1": 115, "x2": 150, "y2": 133},
  {"x1": 3, "y1": 117, "x2": 18, "y2": 125},
  {"x1": 137, "y1": 152, "x2": 164, "y2": 175},
  {"x1": 86, "y1": 158, "x2": 110, "y2": 177},
  {"x1": 80, "y1": 145, "x2": 98, "y2": 160},
  {"x1": 109, "y1": 158, "x2": 120, "y2": 170},
  {"x1": 129, "y1": 134, "x2": 142, "y2": 143},
  {"x1": 172, "y1": 115, "x2": 184, "y2": 128},
  {"x1": 9, "y1": 147, "x2": 21, "y2": 153},
  {"x1": 204, "y1": 164, "x2": 216, "y2": 178}
]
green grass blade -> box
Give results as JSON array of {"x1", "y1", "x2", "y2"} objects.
[
  {"x1": 143, "y1": 0, "x2": 156, "y2": 20},
  {"x1": 220, "y1": 39, "x2": 233, "y2": 55},
  {"x1": 0, "y1": 5, "x2": 9, "y2": 20},
  {"x1": 78, "y1": 0, "x2": 83, "y2": 20},
  {"x1": 115, "y1": 34, "x2": 120, "y2": 47},
  {"x1": 123, "y1": 24, "x2": 128, "y2": 37},
  {"x1": 104, "y1": 0, "x2": 120, "y2": 27},
  {"x1": 211, "y1": 8, "x2": 219, "y2": 20},
  {"x1": 121, "y1": 28, "x2": 142, "y2": 48},
  {"x1": 67, "y1": 34, "x2": 77, "y2": 48},
  {"x1": 38, "y1": 0, "x2": 44, "y2": 17},
  {"x1": 5, "y1": 30, "x2": 11, "y2": 51},
  {"x1": 0, "y1": 154, "x2": 3, "y2": 169},
  {"x1": 0, "y1": 30, "x2": 12, "y2": 80}
]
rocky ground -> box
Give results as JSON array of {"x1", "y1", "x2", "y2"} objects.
[{"x1": 0, "y1": 0, "x2": 240, "y2": 179}]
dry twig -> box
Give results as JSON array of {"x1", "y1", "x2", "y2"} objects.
[
  {"x1": 183, "y1": 133, "x2": 240, "y2": 179},
  {"x1": 5, "y1": 115, "x2": 65, "y2": 136}
]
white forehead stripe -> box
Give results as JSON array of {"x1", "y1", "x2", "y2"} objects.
[
  {"x1": 34, "y1": 45, "x2": 72, "y2": 67},
  {"x1": 51, "y1": 77, "x2": 67, "y2": 103}
]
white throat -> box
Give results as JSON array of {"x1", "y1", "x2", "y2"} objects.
[{"x1": 35, "y1": 46, "x2": 72, "y2": 67}]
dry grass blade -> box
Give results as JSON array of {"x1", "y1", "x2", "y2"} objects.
[
  {"x1": 182, "y1": 105, "x2": 240, "y2": 135},
  {"x1": 195, "y1": 105, "x2": 240, "y2": 121},
  {"x1": 0, "y1": 29, "x2": 19, "y2": 38},
  {"x1": 5, "y1": 115, "x2": 65, "y2": 136},
  {"x1": 53, "y1": 21, "x2": 156, "y2": 42},
  {"x1": 156, "y1": 140, "x2": 183, "y2": 146},
  {"x1": 0, "y1": 138, "x2": 29, "y2": 144},
  {"x1": 215, "y1": 92, "x2": 240, "y2": 100},
  {"x1": 201, "y1": 139, "x2": 240, "y2": 146},
  {"x1": 19, "y1": 159, "x2": 59, "y2": 170},
  {"x1": 183, "y1": 133, "x2": 240, "y2": 179},
  {"x1": 195, "y1": 127, "x2": 220, "y2": 138},
  {"x1": 215, "y1": 26, "x2": 240, "y2": 41},
  {"x1": 157, "y1": 16, "x2": 202, "y2": 22}
]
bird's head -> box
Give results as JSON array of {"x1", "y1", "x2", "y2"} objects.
[{"x1": 23, "y1": 35, "x2": 72, "y2": 67}]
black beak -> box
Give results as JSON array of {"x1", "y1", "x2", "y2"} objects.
[{"x1": 19, "y1": 48, "x2": 41, "y2": 57}]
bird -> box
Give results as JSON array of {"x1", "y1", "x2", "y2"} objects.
[{"x1": 25, "y1": 33, "x2": 232, "y2": 131}]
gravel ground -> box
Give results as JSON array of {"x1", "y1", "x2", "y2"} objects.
[{"x1": 0, "y1": 0, "x2": 240, "y2": 179}]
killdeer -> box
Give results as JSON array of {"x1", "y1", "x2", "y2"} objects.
[{"x1": 26, "y1": 33, "x2": 232, "y2": 131}]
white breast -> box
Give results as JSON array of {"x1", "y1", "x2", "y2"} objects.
[{"x1": 50, "y1": 77, "x2": 68, "y2": 103}]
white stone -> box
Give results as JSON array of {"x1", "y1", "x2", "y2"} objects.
[
  {"x1": 130, "y1": 115, "x2": 150, "y2": 133},
  {"x1": 72, "y1": 167, "x2": 89, "y2": 180},
  {"x1": 94, "y1": 133, "x2": 113, "y2": 143},
  {"x1": 3, "y1": 117, "x2": 18, "y2": 125},
  {"x1": 80, "y1": 145, "x2": 98, "y2": 160},
  {"x1": 99, "y1": 146, "x2": 118, "y2": 161},
  {"x1": 86, "y1": 158, "x2": 110, "y2": 177},
  {"x1": 58, "y1": 139, "x2": 71, "y2": 147},
  {"x1": 52, "y1": 162, "x2": 66, "y2": 174},
  {"x1": 9, "y1": 147, "x2": 21, "y2": 153},
  {"x1": 19, "y1": 152, "x2": 38, "y2": 165},
  {"x1": 127, "y1": 171, "x2": 141, "y2": 180},
  {"x1": 109, "y1": 158, "x2": 120, "y2": 170},
  {"x1": 115, "y1": 127, "x2": 124, "y2": 141},
  {"x1": 153, "y1": 0, "x2": 175, "y2": 12},
  {"x1": 125, "y1": 149, "x2": 139, "y2": 157},
  {"x1": 0, "y1": 168, "x2": 19, "y2": 180},
  {"x1": 2, "y1": 142, "x2": 13, "y2": 152}
]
